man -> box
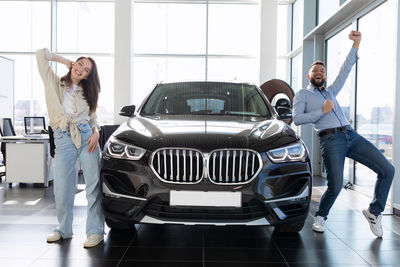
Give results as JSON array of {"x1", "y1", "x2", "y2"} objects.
[{"x1": 293, "y1": 31, "x2": 394, "y2": 238}]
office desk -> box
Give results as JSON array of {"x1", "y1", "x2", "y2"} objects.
[{"x1": 1, "y1": 135, "x2": 53, "y2": 187}]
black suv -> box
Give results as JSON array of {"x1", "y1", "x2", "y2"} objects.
[{"x1": 100, "y1": 81, "x2": 311, "y2": 232}]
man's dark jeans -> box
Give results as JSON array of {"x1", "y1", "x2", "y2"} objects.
[{"x1": 316, "y1": 128, "x2": 395, "y2": 219}]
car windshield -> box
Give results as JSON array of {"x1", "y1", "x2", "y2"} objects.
[{"x1": 140, "y1": 82, "x2": 271, "y2": 118}]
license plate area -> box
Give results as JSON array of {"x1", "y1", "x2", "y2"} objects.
[{"x1": 170, "y1": 190, "x2": 242, "y2": 207}]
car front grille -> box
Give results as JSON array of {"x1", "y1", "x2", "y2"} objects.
[
  {"x1": 151, "y1": 148, "x2": 204, "y2": 184},
  {"x1": 208, "y1": 149, "x2": 261, "y2": 184},
  {"x1": 151, "y1": 148, "x2": 262, "y2": 185}
]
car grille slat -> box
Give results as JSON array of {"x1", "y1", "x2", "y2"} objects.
[
  {"x1": 238, "y1": 151, "x2": 243, "y2": 182},
  {"x1": 189, "y1": 150, "x2": 193, "y2": 182},
  {"x1": 163, "y1": 150, "x2": 167, "y2": 179},
  {"x1": 152, "y1": 148, "x2": 204, "y2": 184},
  {"x1": 232, "y1": 151, "x2": 236, "y2": 182},
  {"x1": 212, "y1": 153, "x2": 216, "y2": 180},
  {"x1": 196, "y1": 152, "x2": 200, "y2": 180},
  {"x1": 176, "y1": 150, "x2": 179, "y2": 180},
  {"x1": 183, "y1": 150, "x2": 186, "y2": 182},
  {"x1": 170, "y1": 149, "x2": 173, "y2": 180},
  {"x1": 151, "y1": 148, "x2": 261, "y2": 184},
  {"x1": 245, "y1": 151, "x2": 249, "y2": 180}
]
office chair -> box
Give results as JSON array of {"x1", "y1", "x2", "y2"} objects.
[
  {"x1": 2, "y1": 118, "x2": 16, "y2": 136},
  {"x1": 48, "y1": 126, "x2": 55, "y2": 158},
  {"x1": 24, "y1": 116, "x2": 47, "y2": 135},
  {"x1": 0, "y1": 127, "x2": 5, "y2": 182},
  {"x1": 0, "y1": 118, "x2": 16, "y2": 183}
]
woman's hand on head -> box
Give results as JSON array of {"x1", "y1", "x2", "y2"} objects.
[
  {"x1": 86, "y1": 129, "x2": 99, "y2": 153},
  {"x1": 67, "y1": 61, "x2": 74, "y2": 70}
]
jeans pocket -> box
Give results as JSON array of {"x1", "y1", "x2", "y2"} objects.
[
  {"x1": 53, "y1": 128, "x2": 64, "y2": 139},
  {"x1": 79, "y1": 124, "x2": 93, "y2": 143},
  {"x1": 78, "y1": 123, "x2": 92, "y2": 134},
  {"x1": 320, "y1": 133, "x2": 335, "y2": 143}
]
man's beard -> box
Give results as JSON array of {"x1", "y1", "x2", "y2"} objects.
[{"x1": 310, "y1": 77, "x2": 325, "y2": 88}]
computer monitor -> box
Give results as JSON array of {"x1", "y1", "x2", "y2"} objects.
[
  {"x1": 24, "y1": 116, "x2": 46, "y2": 134},
  {"x1": 2, "y1": 118, "x2": 16, "y2": 136}
]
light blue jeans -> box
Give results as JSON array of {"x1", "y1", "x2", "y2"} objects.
[
  {"x1": 316, "y1": 128, "x2": 395, "y2": 219},
  {"x1": 53, "y1": 123, "x2": 104, "y2": 238}
]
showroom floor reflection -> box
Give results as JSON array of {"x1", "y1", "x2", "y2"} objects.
[{"x1": 0, "y1": 176, "x2": 399, "y2": 267}]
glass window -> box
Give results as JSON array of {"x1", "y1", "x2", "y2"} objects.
[
  {"x1": 291, "y1": 0, "x2": 304, "y2": 50},
  {"x1": 208, "y1": 3, "x2": 260, "y2": 55},
  {"x1": 133, "y1": 57, "x2": 206, "y2": 106},
  {"x1": 0, "y1": 1, "x2": 51, "y2": 52},
  {"x1": 0, "y1": 1, "x2": 114, "y2": 126},
  {"x1": 326, "y1": 25, "x2": 353, "y2": 121},
  {"x1": 133, "y1": 3, "x2": 206, "y2": 55},
  {"x1": 318, "y1": 0, "x2": 341, "y2": 25},
  {"x1": 276, "y1": 4, "x2": 290, "y2": 82},
  {"x1": 0, "y1": 54, "x2": 47, "y2": 134},
  {"x1": 276, "y1": 58, "x2": 288, "y2": 82},
  {"x1": 277, "y1": 4, "x2": 289, "y2": 56},
  {"x1": 355, "y1": 0, "x2": 396, "y2": 197},
  {"x1": 207, "y1": 58, "x2": 259, "y2": 84},
  {"x1": 133, "y1": 1, "x2": 261, "y2": 108},
  {"x1": 57, "y1": 1, "x2": 114, "y2": 53},
  {"x1": 290, "y1": 53, "x2": 302, "y2": 92}
]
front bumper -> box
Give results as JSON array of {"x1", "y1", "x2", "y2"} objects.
[{"x1": 100, "y1": 154, "x2": 312, "y2": 226}]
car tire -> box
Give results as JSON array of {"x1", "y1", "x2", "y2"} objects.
[
  {"x1": 105, "y1": 218, "x2": 135, "y2": 230},
  {"x1": 274, "y1": 221, "x2": 305, "y2": 232}
]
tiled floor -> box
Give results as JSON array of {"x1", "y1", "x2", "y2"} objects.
[{"x1": 0, "y1": 176, "x2": 399, "y2": 267}]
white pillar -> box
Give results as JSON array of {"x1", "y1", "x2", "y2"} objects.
[
  {"x1": 114, "y1": 0, "x2": 134, "y2": 125},
  {"x1": 259, "y1": 0, "x2": 277, "y2": 85},
  {"x1": 391, "y1": 0, "x2": 400, "y2": 214}
]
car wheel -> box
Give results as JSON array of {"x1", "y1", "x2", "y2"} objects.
[
  {"x1": 274, "y1": 221, "x2": 305, "y2": 232},
  {"x1": 105, "y1": 218, "x2": 135, "y2": 230}
]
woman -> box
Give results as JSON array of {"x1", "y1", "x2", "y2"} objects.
[{"x1": 36, "y1": 48, "x2": 104, "y2": 248}]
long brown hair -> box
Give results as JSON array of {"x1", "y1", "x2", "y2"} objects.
[{"x1": 61, "y1": 57, "x2": 101, "y2": 114}]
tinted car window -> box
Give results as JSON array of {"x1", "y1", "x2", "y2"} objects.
[{"x1": 140, "y1": 82, "x2": 271, "y2": 118}]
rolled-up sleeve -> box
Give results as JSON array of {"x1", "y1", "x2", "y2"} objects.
[
  {"x1": 293, "y1": 90, "x2": 323, "y2": 126},
  {"x1": 36, "y1": 48, "x2": 58, "y2": 91},
  {"x1": 88, "y1": 112, "x2": 99, "y2": 131},
  {"x1": 36, "y1": 48, "x2": 65, "y2": 129}
]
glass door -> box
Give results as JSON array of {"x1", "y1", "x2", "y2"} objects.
[
  {"x1": 356, "y1": 0, "x2": 396, "y2": 206},
  {"x1": 325, "y1": 24, "x2": 356, "y2": 186}
]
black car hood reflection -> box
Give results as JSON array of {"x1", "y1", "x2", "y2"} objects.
[{"x1": 114, "y1": 115, "x2": 297, "y2": 152}]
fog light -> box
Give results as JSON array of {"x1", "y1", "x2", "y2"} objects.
[
  {"x1": 125, "y1": 206, "x2": 139, "y2": 217},
  {"x1": 137, "y1": 184, "x2": 149, "y2": 197}
]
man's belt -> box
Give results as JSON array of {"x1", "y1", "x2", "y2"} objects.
[{"x1": 318, "y1": 125, "x2": 352, "y2": 138}]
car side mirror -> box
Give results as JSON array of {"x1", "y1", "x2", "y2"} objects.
[
  {"x1": 274, "y1": 98, "x2": 292, "y2": 122},
  {"x1": 119, "y1": 105, "x2": 136, "y2": 117},
  {"x1": 276, "y1": 106, "x2": 293, "y2": 119}
]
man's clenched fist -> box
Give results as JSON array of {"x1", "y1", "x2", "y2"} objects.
[{"x1": 322, "y1": 100, "x2": 334, "y2": 114}]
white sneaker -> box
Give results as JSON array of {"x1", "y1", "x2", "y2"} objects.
[
  {"x1": 312, "y1": 216, "x2": 325, "y2": 233},
  {"x1": 83, "y1": 234, "x2": 104, "y2": 248},
  {"x1": 47, "y1": 231, "x2": 62, "y2": 243},
  {"x1": 362, "y1": 208, "x2": 383, "y2": 238}
]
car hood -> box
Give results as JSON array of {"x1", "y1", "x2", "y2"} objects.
[{"x1": 114, "y1": 115, "x2": 298, "y2": 152}]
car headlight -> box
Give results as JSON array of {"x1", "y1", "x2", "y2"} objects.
[
  {"x1": 105, "y1": 136, "x2": 146, "y2": 160},
  {"x1": 266, "y1": 142, "x2": 306, "y2": 163}
]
